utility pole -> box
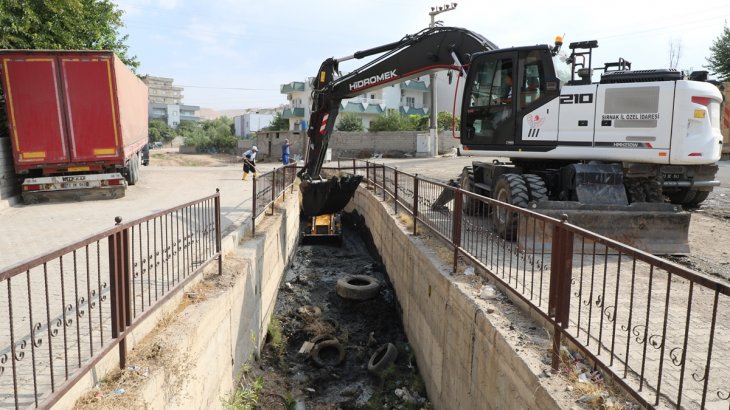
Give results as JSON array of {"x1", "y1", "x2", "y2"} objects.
[{"x1": 428, "y1": 3, "x2": 457, "y2": 157}]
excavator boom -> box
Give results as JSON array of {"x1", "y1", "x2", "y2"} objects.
[{"x1": 298, "y1": 26, "x2": 496, "y2": 216}]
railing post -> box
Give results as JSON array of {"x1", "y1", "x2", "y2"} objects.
[
  {"x1": 382, "y1": 165, "x2": 387, "y2": 201},
  {"x1": 215, "y1": 189, "x2": 222, "y2": 275},
  {"x1": 108, "y1": 216, "x2": 129, "y2": 369},
  {"x1": 413, "y1": 174, "x2": 419, "y2": 235},
  {"x1": 366, "y1": 161, "x2": 370, "y2": 190},
  {"x1": 549, "y1": 214, "x2": 574, "y2": 370},
  {"x1": 252, "y1": 174, "x2": 257, "y2": 236},
  {"x1": 271, "y1": 169, "x2": 276, "y2": 215},
  {"x1": 394, "y1": 168, "x2": 398, "y2": 214},
  {"x1": 282, "y1": 167, "x2": 286, "y2": 200},
  {"x1": 373, "y1": 162, "x2": 377, "y2": 195},
  {"x1": 352, "y1": 158, "x2": 356, "y2": 173},
  {"x1": 452, "y1": 189, "x2": 463, "y2": 273}
]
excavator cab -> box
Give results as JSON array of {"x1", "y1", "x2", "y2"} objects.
[{"x1": 461, "y1": 46, "x2": 560, "y2": 151}]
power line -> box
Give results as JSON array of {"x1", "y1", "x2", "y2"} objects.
[{"x1": 179, "y1": 85, "x2": 278, "y2": 91}]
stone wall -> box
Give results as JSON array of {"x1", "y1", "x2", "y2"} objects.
[
  {"x1": 55, "y1": 193, "x2": 300, "y2": 409},
  {"x1": 253, "y1": 130, "x2": 461, "y2": 162},
  {"x1": 350, "y1": 187, "x2": 568, "y2": 409}
]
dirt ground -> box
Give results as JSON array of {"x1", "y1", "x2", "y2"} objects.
[{"x1": 149, "y1": 149, "x2": 240, "y2": 167}]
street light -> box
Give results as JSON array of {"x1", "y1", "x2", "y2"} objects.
[{"x1": 427, "y1": 3, "x2": 457, "y2": 157}]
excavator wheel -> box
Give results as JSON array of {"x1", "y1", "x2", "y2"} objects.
[
  {"x1": 523, "y1": 174, "x2": 548, "y2": 202},
  {"x1": 667, "y1": 188, "x2": 710, "y2": 208},
  {"x1": 460, "y1": 166, "x2": 485, "y2": 216},
  {"x1": 492, "y1": 174, "x2": 529, "y2": 240}
]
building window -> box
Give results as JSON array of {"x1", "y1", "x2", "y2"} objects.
[{"x1": 406, "y1": 97, "x2": 415, "y2": 107}]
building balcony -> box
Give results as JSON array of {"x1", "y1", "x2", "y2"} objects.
[
  {"x1": 282, "y1": 107, "x2": 305, "y2": 118},
  {"x1": 280, "y1": 82, "x2": 305, "y2": 94},
  {"x1": 347, "y1": 97, "x2": 384, "y2": 105}
]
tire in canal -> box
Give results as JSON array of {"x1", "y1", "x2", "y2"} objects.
[
  {"x1": 335, "y1": 275, "x2": 380, "y2": 300},
  {"x1": 310, "y1": 339, "x2": 345, "y2": 367},
  {"x1": 367, "y1": 343, "x2": 398, "y2": 375}
]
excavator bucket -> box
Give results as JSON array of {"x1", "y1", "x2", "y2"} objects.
[
  {"x1": 300, "y1": 175, "x2": 363, "y2": 217},
  {"x1": 518, "y1": 202, "x2": 690, "y2": 255}
]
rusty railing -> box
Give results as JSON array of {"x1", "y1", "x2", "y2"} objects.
[
  {"x1": 0, "y1": 191, "x2": 222, "y2": 409},
  {"x1": 252, "y1": 163, "x2": 297, "y2": 234},
  {"x1": 327, "y1": 160, "x2": 729, "y2": 409}
]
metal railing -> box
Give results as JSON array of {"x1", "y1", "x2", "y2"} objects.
[
  {"x1": 252, "y1": 163, "x2": 298, "y2": 234},
  {"x1": 0, "y1": 192, "x2": 222, "y2": 409},
  {"x1": 326, "y1": 160, "x2": 729, "y2": 409}
]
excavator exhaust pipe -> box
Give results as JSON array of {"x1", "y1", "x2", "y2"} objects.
[{"x1": 300, "y1": 175, "x2": 363, "y2": 217}]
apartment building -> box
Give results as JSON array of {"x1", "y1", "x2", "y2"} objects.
[{"x1": 142, "y1": 75, "x2": 200, "y2": 128}]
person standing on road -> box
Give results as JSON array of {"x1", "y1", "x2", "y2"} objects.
[
  {"x1": 242, "y1": 146, "x2": 258, "y2": 180},
  {"x1": 281, "y1": 139, "x2": 290, "y2": 165}
]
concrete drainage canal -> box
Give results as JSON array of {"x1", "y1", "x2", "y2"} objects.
[{"x1": 238, "y1": 212, "x2": 430, "y2": 409}]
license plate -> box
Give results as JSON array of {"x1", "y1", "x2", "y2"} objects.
[
  {"x1": 662, "y1": 173, "x2": 683, "y2": 181},
  {"x1": 61, "y1": 181, "x2": 90, "y2": 189}
]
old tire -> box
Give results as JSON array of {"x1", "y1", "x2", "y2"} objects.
[
  {"x1": 460, "y1": 166, "x2": 485, "y2": 216},
  {"x1": 310, "y1": 339, "x2": 345, "y2": 367},
  {"x1": 336, "y1": 275, "x2": 380, "y2": 300},
  {"x1": 523, "y1": 174, "x2": 548, "y2": 202},
  {"x1": 367, "y1": 343, "x2": 398, "y2": 375},
  {"x1": 492, "y1": 174, "x2": 528, "y2": 240}
]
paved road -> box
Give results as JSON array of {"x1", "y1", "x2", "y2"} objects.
[{"x1": 0, "y1": 162, "x2": 276, "y2": 271}]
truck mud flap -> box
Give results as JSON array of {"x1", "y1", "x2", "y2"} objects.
[
  {"x1": 300, "y1": 175, "x2": 363, "y2": 217},
  {"x1": 22, "y1": 187, "x2": 125, "y2": 204},
  {"x1": 518, "y1": 202, "x2": 690, "y2": 255}
]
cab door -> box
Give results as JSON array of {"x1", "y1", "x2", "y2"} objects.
[{"x1": 461, "y1": 51, "x2": 518, "y2": 149}]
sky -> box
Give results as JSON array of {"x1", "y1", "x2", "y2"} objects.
[{"x1": 115, "y1": 0, "x2": 730, "y2": 111}]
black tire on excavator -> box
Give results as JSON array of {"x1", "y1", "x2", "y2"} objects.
[
  {"x1": 492, "y1": 174, "x2": 529, "y2": 240},
  {"x1": 460, "y1": 166, "x2": 485, "y2": 216},
  {"x1": 523, "y1": 174, "x2": 548, "y2": 202},
  {"x1": 667, "y1": 189, "x2": 710, "y2": 208}
]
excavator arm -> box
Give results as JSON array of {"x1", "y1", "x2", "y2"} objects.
[{"x1": 298, "y1": 26, "x2": 497, "y2": 216}]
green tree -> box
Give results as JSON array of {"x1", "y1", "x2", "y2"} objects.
[
  {"x1": 438, "y1": 111, "x2": 460, "y2": 131},
  {"x1": 368, "y1": 110, "x2": 404, "y2": 132},
  {"x1": 148, "y1": 119, "x2": 174, "y2": 144},
  {"x1": 0, "y1": 0, "x2": 138, "y2": 68},
  {"x1": 706, "y1": 24, "x2": 730, "y2": 81},
  {"x1": 176, "y1": 120, "x2": 198, "y2": 137},
  {"x1": 266, "y1": 112, "x2": 289, "y2": 131},
  {"x1": 336, "y1": 112, "x2": 364, "y2": 131}
]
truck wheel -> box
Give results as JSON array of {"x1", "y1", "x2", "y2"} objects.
[
  {"x1": 127, "y1": 154, "x2": 140, "y2": 186},
  {"x1": 492, "y1": 174, "x2": 529, "y2": 240},
  {"x1": 523, "y1": 174, "x2": 548, "y2": 202},
  {"x1": 460, "y1": 166, "x2": 485, "y2": 215}
]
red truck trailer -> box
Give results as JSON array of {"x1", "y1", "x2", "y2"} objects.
[{"x1": 0, "y1": 50, "x2": 148, "y2": 203}]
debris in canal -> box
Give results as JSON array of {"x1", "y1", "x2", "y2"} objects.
[{"x1": 244, "y1": 212, "x2": 432, "y2": 409}]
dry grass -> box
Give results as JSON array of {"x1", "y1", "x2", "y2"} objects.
[{"x1": 303, "y1": 319, "x2": 337, "y2": 339}]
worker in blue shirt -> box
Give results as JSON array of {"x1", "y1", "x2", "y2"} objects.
[{"x1": 281, "y1": 139, "x2": 290, "y2": 165}]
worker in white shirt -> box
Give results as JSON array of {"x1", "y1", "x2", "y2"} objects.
[{"x1": 242, "y1": 146, "x2": 258, "y2": 180}]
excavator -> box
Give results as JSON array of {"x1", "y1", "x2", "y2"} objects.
[{"x1": 297, "y1": 26, "x2": 723, "y2": 254}]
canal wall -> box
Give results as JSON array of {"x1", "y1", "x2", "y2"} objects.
[
  {"x1": 56, "y1": 193, "x2": 300, "y2": 409},
  {"x1": 350, "y1": 187, "x2": 568, "y2": 409}
]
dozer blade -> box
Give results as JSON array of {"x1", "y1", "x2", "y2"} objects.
[
  {"x1": 519, "y1": 202, "x2": 690, "y2": 255},
  {"x1": 300, "y1": 175, "x2": 363, "y2": 217}
]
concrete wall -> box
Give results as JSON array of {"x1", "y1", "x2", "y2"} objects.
[
  {"x1": 252, "y1": 130, "x2": 460, "y2": 162},
  {"x1": 0, "y1": 137, "x2": 19, "y2": 209},
  {"x1": 350, "y1": 187, "x2": 565, "y2": 409},
  {"x1": 329, "y1": 131, "x2": 461, "y2": 158},
  {"x1": 56, "y1": 193, "x2": 299, "y2": 409}
]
